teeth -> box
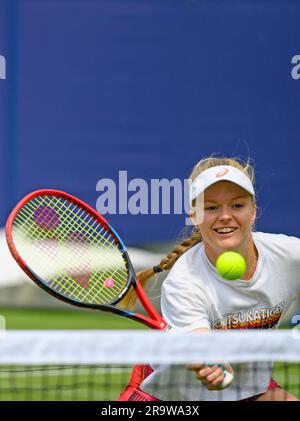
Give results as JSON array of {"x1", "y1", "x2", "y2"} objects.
[{"x1": 215, "y1": 228, "x2": 236, "y2": 234}]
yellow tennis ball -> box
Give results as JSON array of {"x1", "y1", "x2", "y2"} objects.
[{"x1": 216, "y1": 251, "x2": 246, "y2": 280}]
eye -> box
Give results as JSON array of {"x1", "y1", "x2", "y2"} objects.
[
  {"x1": 205, "y1": 206, "x2": 218, "y2": 212},
  {"x1": 232, "y1": 203, "x2": 244, "y2": 209}
]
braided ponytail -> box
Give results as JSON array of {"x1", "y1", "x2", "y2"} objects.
[
  {"x1": 158, "y1": 230, "x2": 202, "y2": 270},
  {"x1": 118, "y1": 229, "x2": 202, "y2": 310}
]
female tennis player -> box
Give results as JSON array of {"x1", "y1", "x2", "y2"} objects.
[{"x1": 118, "y1": 156, "x2": 300, "y2": 401}]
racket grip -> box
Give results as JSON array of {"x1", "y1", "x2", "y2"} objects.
[
  {"x1": 220, "y1": 370, "x2": 234, "y2": 389},
  {"x1": 207, "y1": 363, "x2": 234, "y2": 389}
]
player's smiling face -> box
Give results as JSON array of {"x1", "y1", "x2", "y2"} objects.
[{"x1": 195, "y1": 181, "x2": 256, "y2": 263}]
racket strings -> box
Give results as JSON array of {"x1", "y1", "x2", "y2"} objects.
[
  {"x1": 12, "y1": 195, "x2": 129, "y2": 305},
  {"x1": 14, "y1": 195, "x2": 126, "y2": 304},
  {"x1": 17, "y1": 196, "x2": 115, "y2": 251},
  {"x1": 16, "y1": 196, "x2": 121, "y2": 265},
  {"x1": 28, "y1": 196, "x2": 128, "y2": 288},
  {"x1": 47, "y1": 260, "x2": 127, "y2": 305},
  {"x1": 13, "y1": 225, "x2": 126, "y2": 306}
]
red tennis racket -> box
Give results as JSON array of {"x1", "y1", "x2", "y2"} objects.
[
  {"x1": 6, "y1": 189, "x2": 169, "y2": 331},
  {"x1": 6, "y1": 189, "x2": 234, "y2": 389}
]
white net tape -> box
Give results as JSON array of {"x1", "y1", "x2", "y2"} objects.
[{"x1": 1, "y1": 329, "x2": 300, "y2": 364}]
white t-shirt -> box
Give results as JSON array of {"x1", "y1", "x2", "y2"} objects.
[{"x1": 141, "y1": 232, "x2": 300, "y2": 401}]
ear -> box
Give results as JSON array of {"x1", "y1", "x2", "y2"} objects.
[
  {"x1": 251, "y1": 203, "x2": 257, "y2": 226},
  {"x1": 189, "y1": 210, "x2": 197, "y2": 227},
  {"x1": 189, "y1": 193, "x2": 205, "y2": 226},
  {"x1": 189, "y1": 210, "x2": 203, "y2": 227}
]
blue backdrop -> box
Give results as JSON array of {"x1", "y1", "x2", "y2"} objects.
[
  {"x1": 1, "y1": 0, "x2": 300, "y2": 244},
  {"x1": 0, "y1": 1, "x2": 6, "y2": 219}
]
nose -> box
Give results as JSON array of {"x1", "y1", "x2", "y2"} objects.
[{"x1": 218, "y1": 205, "x2": 232, "y2": 222}]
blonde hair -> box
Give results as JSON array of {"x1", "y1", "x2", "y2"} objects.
[{"x1": 119, "y1": 156, "x2": 256, "y2": 310}]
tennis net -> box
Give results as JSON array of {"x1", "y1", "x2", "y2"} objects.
[{"x1": 0, "y1": 329, "x2": 300, "y2": 401}]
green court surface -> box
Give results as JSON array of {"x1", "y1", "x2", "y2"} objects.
[
  {"x1": 273, "y1": 363, "x2": 300, "y2": 400},
  {"x1": 1, "y1": 363, "x2": 299, "y2": 401},
  {"x1": 0, "y1": 365, "x2": 129, "y2": 401},
  {"x1": 0, "y1": 307, "x2": 145, "y2": 330}
]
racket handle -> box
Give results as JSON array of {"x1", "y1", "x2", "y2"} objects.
[
  {"x1": 220, "y1": 370, "x2": 234, "y2": 389},
  {"x1": 207, "y1": 363, "x2": 234, "y2": 389}
]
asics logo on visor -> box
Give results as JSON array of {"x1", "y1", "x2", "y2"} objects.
[{"x1": 216, "y1": 169, "x2": 229, "y2": 178}]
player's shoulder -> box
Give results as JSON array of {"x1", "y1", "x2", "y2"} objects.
[
  {"x1": 253, "y1": 231, "x2": 300, "y2": 260},
  {"x1": 169, "y1": 241, "x2": 204, "y2": 274},
  {"x1": 253, "y1": 231, "x2": 300, "y2": 247},
  {"x1": 162, "y1": 242, "x2": 204, "y2": 289}
]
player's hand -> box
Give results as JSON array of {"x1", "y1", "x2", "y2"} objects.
[{"x1": 187, "y1": 363, "x2": 234, "y2": 390}]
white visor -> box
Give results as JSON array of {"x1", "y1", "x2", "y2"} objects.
[{"x1": 189, "y1": 165, "x2": 255, "y2": 206}]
